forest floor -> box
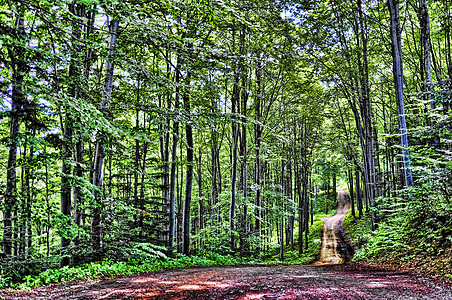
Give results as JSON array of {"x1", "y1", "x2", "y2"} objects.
[{"x1": 2, "y1": 189, "x2": 452, "y2": 300}]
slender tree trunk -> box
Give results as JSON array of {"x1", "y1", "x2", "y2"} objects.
[
  {"x1": 3, "y1": 15, "x2": 26, "y2": 257},
  {"x1": 91, "y1": 18, "x2": 119, "y2": 257},
  {"x1": 254, "y1": 61, "x2": 263, "y2": 256},
  {"x1": 302, "y1": 122, "x2": 309, "y2": 250},
  {"x1": 25, "y1": 141, "x2": 33, "y2": 253},
  {"x1": 134, "y1": 109, "x2": 140, "y2": 230},
  {"x1": 239, "y1": 75, "x2": 248, "y2": 254},
  {"x1": 230, "y1": 26, "x2": 245, "y2": 251},
  {"x1": 348, "y1": 167, "x2": 356, "y2": 218},
  {"x1": 210, "y1": 129, "x2": 218, "y2": 235},
  {"x1": 297, "y1": 162, "x2": 303, "y2": 255},
  {"x1": 230, "y1": 66, "x2": 239, "y2": 251},
  {"x1": 388, "y1": 0, "x2": 414, "y2": 187},
  {"x1": 196, "y1": 148, "x2": 204, "y2": 249},
  {"x1": 419, "y1": 0, "x2": 435, "y2": 110},
  {"x1": 168, "y1": 60, "x2": 181, "y2": 254},
  {"x1": 279, "y1": 220, "x2": 284, "y2": 261},
  {"x1": 74, "y1": 9, "x2": 95, "y2": 242},
  {"x1": 182, "y1": 47, "x2": 193, "y2": 256}
]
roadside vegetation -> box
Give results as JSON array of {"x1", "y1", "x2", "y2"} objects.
[
  {"x1": 343, "y1": 180, "x2": 452, "y2": 281},
  {"x1": 0, "y1": 191, "x2": 337, "y2": 290},
  {"x1": 1, "y1": 252, "x2": 248, "y2": 290}
]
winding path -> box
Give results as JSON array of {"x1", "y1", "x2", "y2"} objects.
[{"x1": 315, "y1": 188, "x2": 353, "y2": 265}]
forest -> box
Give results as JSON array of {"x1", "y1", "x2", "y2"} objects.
[{"x1": 1, "y1": 0, "x2": 452, "y2": 290}]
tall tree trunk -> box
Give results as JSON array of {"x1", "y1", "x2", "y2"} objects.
[
  {"x1": 196, "y1": 148, "x2": 204, "y2": 249},
  {"x1": 3, "y1": 15, "x2": 26, "y2": 258},
  {"x1": 91, "y1": 18, "x2": 119, "y2": 257},
  {"x1": 182, "y1": 48, "x2": 193, "y2": 256},
  {"x1": 230, "y1": 26, "x2": 245, "y2": 251},
  {"x1": 239, "y1": 78, "x2": 248, "y2": 254},
  {"x1": 168, "y1": 59, "x2": 181, "y2": 254},
  {"x1": 356, "y1": 0, "x2": 378, "y2": 230},
  {"x1": 302, "y1": 122, "x2": 309, "y2": 250},
  {"x1": 210, "y1": 129, "x2": 218, "y2": 235},
  {"x1": 74, "y1": 8, "x2": 95, "y2": 248},
  {"x1": 160, "y1": 91, "x2": 171, "y2": 246},
  {"x1": 419, "y1": 0, "x2": 435, "y2": 109},
  {"x1": 348, "y1": 167, "x2": 356, "y2": 218},
  {"x1": 61, "y1": 2, "x2": 87, "y2": 266},
  {"x1": 254, "y1": 61, "x2": 263, "y2": 256},
  {"x1": 230, "y1": 69, "x2": 239, "y2": 251},
  {"x1": 60, "y1": 119, "x2": 73, "y2": 266},
  {"x1": 134, "y1": 109, "x2": 140, "y2": 229},
  {"x1": 388, "y1": 0, "x2": 414, "y2": 187}
]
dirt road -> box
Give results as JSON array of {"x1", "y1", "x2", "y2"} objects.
[
  {"x1": 315, "y1": 188, "x2": 353, "y2": 265},
  {"x1": 4, "y1": 264, "x2": 452, "y2": 299}
]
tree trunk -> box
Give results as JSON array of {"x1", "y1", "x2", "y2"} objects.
[
  {"x1": 74, "y1": 9, "x2": 94, "y2": 248},
  {"x1": 254, "y1": 61, "x2": 263, "y2": 256},
  {"x1": 182, "y1": 49, "x2": 193, "y2": 256},
  {"x1": 388, "y1": 0, "x2": 414, "y2": 187},
  {"x1": 3, "y1": 15, "x2": 26, "y2": 257},
  {"x1": 196, "y1": 148, "x2": 204, "y2": 249},
  {"x1": 239, "y1": 85, "x2": 248, "y2": 254},
  {"x1": 91, "y1": 18, "x2": 119, "y2": 257},
  {"x1": 168, "y1": 59, "x2": 181, "y2": 254},
  {"x1": 356, "y1": 168, "x2": 363, "y2": 217},
  {"x1": 279, "y1": 220, "x2": 284, "y2": 261},
  {"x1": 230, "y1": 67, "x2": 239, "y2": 251},
  {"x1": 348, "y1": 167, "x2": 356, "y2": 218},
  {"x1": 419, "y1": 0, "x2": 435, "y2": 110},
  {"x1": 210, "y1": 129, "x2": 218, "y2": 235}
]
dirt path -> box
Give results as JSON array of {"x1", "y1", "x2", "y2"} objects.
[
  {"x1": 315, "y1": 188, "x2": 353, "y2": 265},
  {"x1": 3, "y1": 264, "x2": 452, "y2": 299}
]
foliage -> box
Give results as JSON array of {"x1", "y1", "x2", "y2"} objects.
[
  {"x1": 0, "y1": 251, "x2": 248, "y2": 289},
  {"x1": 312, "y1": 190, "x2": 337, "y2": 216},
  {"x1": 264, "y1": 214, "x2": 325, "y2": 265},
  {"x1": 345, "y1": 182, "x2": 452, "y2": 266},
  {"x1": 342, "y1": 211, "x2": 372, "y2": 251}
]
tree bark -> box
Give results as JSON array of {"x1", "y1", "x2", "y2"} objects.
[
  {"x1": 91, "y1": 18, "x2": 119, "y2": 256},
  {"x1": 254, "y1": 61, "x2": 263, "y2": 256},
  {"x1": 168, "y1": 57, "x2": 181, "y2": 254},
  {"x1": 388, "y1": 0, "x2": 414, "y2": 187},
  {"x1": 182, "y1": 46, "x2": 193, "y2": 256},
  {"x1": 419, "y1": 0, "x2": 435, "y2": 109},
  {"x1": 3, "y1": 15, "x2": 26, "y2": 257}
]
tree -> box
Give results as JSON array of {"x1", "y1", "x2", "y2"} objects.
[
  {"x1": 388, "y1": 0, "x2": 414, "y2": 187},
  {"x1": 91, "y1": 17, "x2": 119, "y2": 255}
]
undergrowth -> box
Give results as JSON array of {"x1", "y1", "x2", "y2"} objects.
[
  {"x1": 1, "y1": 213, "x2": 330, "y2": 290},
  {"x1": 0, "y1": 252, "x2": 247, "y2": 290},
  {"x1": 264, "y1": 214, "x2": 326, "y2": 264},
  {"x1": 342, "y1": 190, "x2": 452, "y2": 280}
]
